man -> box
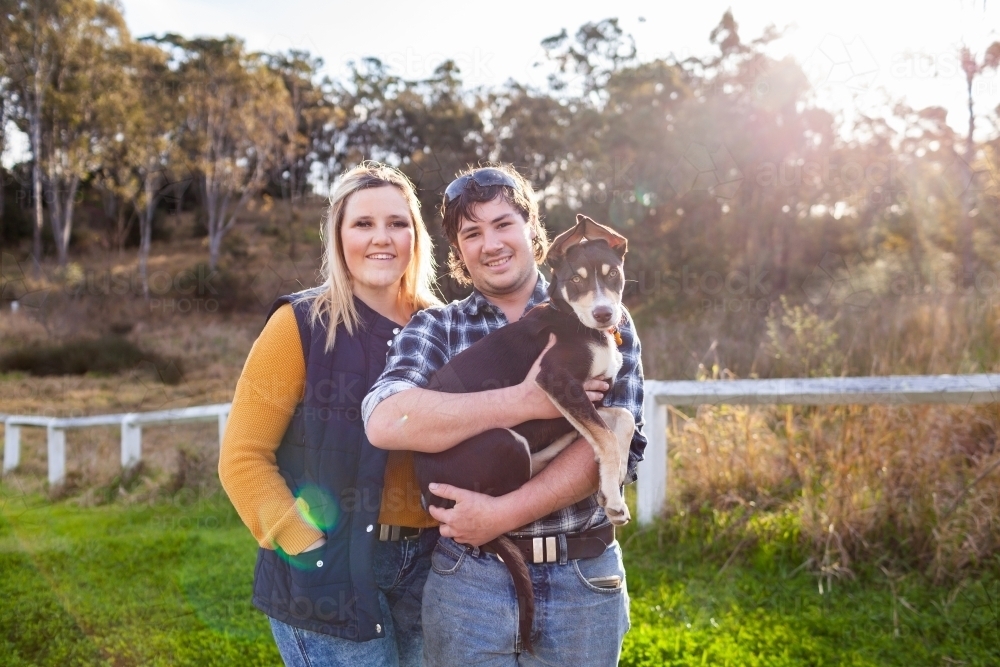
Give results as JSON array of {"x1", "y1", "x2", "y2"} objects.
[{"x1": 362, "y1": 165, "x2": 646, "y2": 666}]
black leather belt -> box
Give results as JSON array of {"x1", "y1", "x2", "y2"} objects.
[
  {"x1": 483, "y1": 523, "x2": 614, "y2": 564},
  {"x1": 377, "y1": 524, "x2": 423, "y2": 542}
]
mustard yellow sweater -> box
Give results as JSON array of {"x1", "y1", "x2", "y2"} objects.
[{"x1": 219, "y1": 303, "x2": 435, "y2": 556}]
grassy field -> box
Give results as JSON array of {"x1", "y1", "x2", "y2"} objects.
[{"x1": 1, "y1": 484, "x2": 997, "y2": 667}]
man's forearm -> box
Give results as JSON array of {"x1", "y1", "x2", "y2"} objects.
[{"x1": 366, "y1": 385, "x2": 533, "y2": 452}]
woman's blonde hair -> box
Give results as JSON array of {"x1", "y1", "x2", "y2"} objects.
[{"x1": 304, "y1": 161, "x2": 440, "y2": 350}]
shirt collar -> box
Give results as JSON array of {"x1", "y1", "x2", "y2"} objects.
[{"x1": 460, "y1": 270, "x2": 550, "y2": 317}]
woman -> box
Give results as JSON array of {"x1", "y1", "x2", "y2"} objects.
[{"x1": 219, "y1": 162, "x2": 441, "y2": 667}]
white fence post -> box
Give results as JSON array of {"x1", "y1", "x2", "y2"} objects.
[
  {"x1": 637, "y1": 387, "x2": 668, "y2": 525},
  {"x1": 47, "y1": 423, "x2": 66, "y2": 486},
  {"x1": 121, "y1": 417, "x2": 142, "y2": 469},
  {"x1": 217, "y1": 410, "x2": 228, "y2": 448},
  {"x1": 3, "y1": 420, "x2": 20, "y2": 473}
]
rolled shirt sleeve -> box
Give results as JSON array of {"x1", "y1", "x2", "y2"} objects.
[{"x1": 361, "y1": 308, "x2": 451, "y2": 426}]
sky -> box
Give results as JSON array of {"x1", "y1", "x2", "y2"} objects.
[
  {"x1": 116, "y1": 0, "x2": 1000, "y2": 134},
  {"x1": 4, "y1": 0, "x2": 1000, "y2": 167}
]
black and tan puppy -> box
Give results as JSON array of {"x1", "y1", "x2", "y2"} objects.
[{"x1": 413, "y1": 214, "x2": 635, "y2": 651}]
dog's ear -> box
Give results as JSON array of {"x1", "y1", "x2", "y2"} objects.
[{"x1": 547, "y1": 214, "x2": 628, "y2": 263}]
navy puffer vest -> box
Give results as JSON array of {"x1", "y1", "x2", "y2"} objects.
[{"x1": 251, "y1": 288, "x2": 397, "y2": 642}]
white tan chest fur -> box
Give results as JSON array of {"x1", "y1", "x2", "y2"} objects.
[{"x1": 589, "y1": 331, "x2": 624, "y2": 380}]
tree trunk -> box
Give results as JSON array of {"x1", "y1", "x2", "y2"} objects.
[
  {"x1": 204, "y1": 182, "x2": 226, "y2": 271},
  {"x1": 960, "y1": 63, "x2": 977, "y2": 284},
  {"x1": 49, "y1": 174, "x2": 80, "y2": 267},
  {"x1": 285, "y1": 172, "x2": 297, "y2": 260},
  {"x1": 0, "y1": 168, "x2": 5, "y2": 236},
  {"x1": 139, "y1": 176, "x2": 156, "y2": 300},
  {"x1": 31, "y1": 116, "x2": 44, "y2": 275},
  {"x1": 0, "y1": 99, "x2": 5, "y2": 235}
]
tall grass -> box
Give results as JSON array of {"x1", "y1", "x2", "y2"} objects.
[
  {"x1": 667, "y1": 402, "x2": 1000, "y2": 580},
  {"x1": 644, "y1": 293, "x2": 1000, "y2": 580}
]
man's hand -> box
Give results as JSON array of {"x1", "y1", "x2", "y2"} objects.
[
  {"x1": 427, "y1": 483, "x2": 515, "y2": 547},
  {"x1": 427, "y1": 436, "x2": 600, "y2": 547},
  {"x1": 518, "y1": 334, "x2": 609, "y2": 421}
]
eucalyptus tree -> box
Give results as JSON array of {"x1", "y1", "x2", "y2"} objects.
[
  {"x1": 266, "y1": 49, "x2": 334, "y2": 258},
  {"x1": 157, "y1": 35, "x2": 294, "y2": 270},
  {"x1": 1, "y1": 0, "x2": 59, "y2": 269},
  {"x1": 100, "y1": 39, "x2": 179, "y2": 297},
  {"x1": 1, "y1": 0, "x2": 129, "y2": 267}
]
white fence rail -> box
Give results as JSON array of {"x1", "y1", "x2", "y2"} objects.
[
  {"x1": 2, "y1": 404, "x2": 230, "y2": 485},
  {"x1": 5, "y1": 373, "x2": 1000, "y2": 522},
  {"x1": 634, "y1": 374, "x2": 1000, "y2": 524}
]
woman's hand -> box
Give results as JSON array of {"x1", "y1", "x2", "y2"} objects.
[
  {"x1": 516, "y1": 333, "x2": 610, "y2": 420},
  {"x1": 301, "y1": 536, "x2": 326, "y2": 553}
]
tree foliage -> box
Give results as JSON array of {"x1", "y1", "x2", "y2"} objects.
[{"x1": 1, "y1": 3, "x2": 999, "y2": 316}]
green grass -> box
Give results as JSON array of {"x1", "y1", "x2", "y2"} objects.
[
  {"x1": 620, "y1": 522, "x2": 999, "y2": 666},
  {"x1": 1, "y1": 485, "x2": 997, "y2": 666},
  {"x1": 0, "y1": 485, "x2": 279, "y2": 666}
]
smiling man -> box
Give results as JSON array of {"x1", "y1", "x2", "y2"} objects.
[{"x1": 362, "y1": 165, "x2": 646, "y2": 666}]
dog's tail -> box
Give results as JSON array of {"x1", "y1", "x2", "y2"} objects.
[{"x1": 488, "y1": 535, "x2": 535, "y2": 653}]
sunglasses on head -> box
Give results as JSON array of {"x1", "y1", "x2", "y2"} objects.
[{"x1": 443, "y1": 168, "x2": 519, "y2": 205}]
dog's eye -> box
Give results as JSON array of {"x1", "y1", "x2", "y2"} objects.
[
  {"x1": 571, "y1": 275, "x2": 582, "y2": 283},
  {"x1": 609, "y1": 269, "x2": 619, "y2": 277}
]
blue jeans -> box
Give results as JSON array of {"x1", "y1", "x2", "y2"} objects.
[
  {"x1": 270, "y1": 528, "x2": 438, "y2": 667},
  {"x1": 422, "y1": 536, "x2": 630, "y2": 666}
]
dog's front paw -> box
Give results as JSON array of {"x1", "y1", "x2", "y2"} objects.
[
  {"x1": 599, "y1": 489, "x2": 631, "y2": 525},
  {"x1": 605, "y1": 499, "x2": 631, "y2": 526}
]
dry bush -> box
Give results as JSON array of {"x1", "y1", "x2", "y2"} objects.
[
  {"x1": 668, "y1": 402, "x2": 1000, "y2": 581},
  {"x1": 640, "y1": 293, "x2": 1000, "y2": 380}
]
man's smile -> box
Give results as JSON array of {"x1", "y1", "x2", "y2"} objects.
[{"x1": 484, "y1": 255, "x2": 513, "y2": 268}]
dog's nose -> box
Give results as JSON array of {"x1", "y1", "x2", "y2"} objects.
[{"x1": 592, "y1": 306, "x2": 613, "y2": 325}]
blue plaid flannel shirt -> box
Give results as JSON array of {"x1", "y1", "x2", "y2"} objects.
[{"x1": 361, "y1": 271, "x2": 646, "y2": 537}]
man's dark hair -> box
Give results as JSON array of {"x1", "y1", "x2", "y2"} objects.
[{"x1": 440, "y1": 164, "x2": 548, "y2": 285}]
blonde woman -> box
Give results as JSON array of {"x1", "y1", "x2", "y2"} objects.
[{"x1": 220, "y1": 162, "x2": 441, "y2": 667}]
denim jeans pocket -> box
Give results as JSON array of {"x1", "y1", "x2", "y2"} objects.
[
  {"x1": 430, "y1": 540, "x2": 466, "y2": 576},
  {"x1": 572, "y1": 542, "x2": 626, "y2": 594}
]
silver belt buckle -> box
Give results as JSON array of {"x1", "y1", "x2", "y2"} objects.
[
  {"x1": 378, "y1": 525, "x2": 402, "y2": 541},
  {"x1": 531, "y1": 536, "x2": 559, "y2": 563}
]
